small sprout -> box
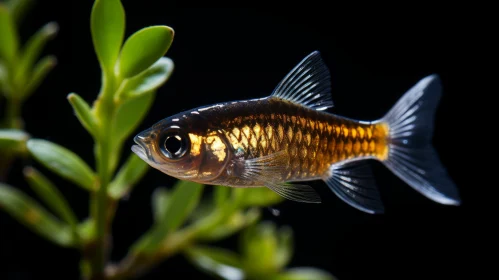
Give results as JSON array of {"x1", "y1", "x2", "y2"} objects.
[{"x1": 67, "y1": 93, "x2": 99, "y2": 137}]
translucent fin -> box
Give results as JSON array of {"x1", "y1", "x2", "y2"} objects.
[
  {"x1": 238, "y1": 151, "x2": 289, "y2": 182},
  {"x1": 270, "y1": 51, "x2": 333, "y2": 111},
  {"x1": 380, "y1": 74, "x2": 461, "y2": 205},
  {"x1": 324, "y1": 160, "x2": 384, "y2": 214},
  {"x1": 238, "y1": 151, "x2": 322, "y2": 203},
  {"x1": 265, "y1": 182, "x2": 322, "y2": 204}
]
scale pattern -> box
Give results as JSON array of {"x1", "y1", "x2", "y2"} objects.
[{"x1": 220, "y1": 99, "x2": 388, "y2": 182}]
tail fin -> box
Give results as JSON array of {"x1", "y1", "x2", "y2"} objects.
[{"x1": 379, "y1": 74, "x2": 461, "y2": 205}]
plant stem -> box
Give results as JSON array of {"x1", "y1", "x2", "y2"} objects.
[
  {"x1": 5, "y1": 97, "x2": 23, "y2": 129},
  {"x1": 0, "y1": 97, "x2": 24, "y2": 180},
  {"x1": 90, "y1": 71, "x2": 118, "y2": 279}
]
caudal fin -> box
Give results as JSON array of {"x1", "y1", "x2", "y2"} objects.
[{"x1": 379, "y1": 74, "x2": 461, "y2": 205}]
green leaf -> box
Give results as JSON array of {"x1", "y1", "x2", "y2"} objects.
[
  {"x1": 117, "y1": 57, "x2": 174, "y2": 100},
  {"x1": 133, "y1": 180, "x2": 204, "y2": 254},
  {"x1": 0, "y1": 129, "x2": 29, "y2": 150},
  {"x1": 0, "y1": 4, "x2": 19, "y2": 64},
  {"x1": 24, "y1": 55, "x2": 57, "y2": 97},
  {"x1": 276, "y1": 268, "x2": 337, "y2": 280},
  {"x1": 117, "y1": 26, "x2": 174, "y2": 78},
  {"x1": 184, "y1": 245, "x2": 244, "y2": 280},
  {"x1": 152, "y1": 187, "x2": 170, "y2": 223},
  {"x1": 6, "y1": 0, "x2": 33, "y2": 24},
  {"x1": 67, "y1": 93, "x2": 98, "y2": 136},
  {"x1": 90, "y1": 0, "x2": 125, "y2": 74},
  {"x1": 23, "y1": 166, "x2": 79, "y2": 242},
  {"x1": 112, "y1": 89, "x2": 155, "y2": 143},
  {"x1": 241, "y1": 221, "x2": 279, "y2": 274},
  {"x1": 162, "y1": 180, "x2": 204, "y2": 233},
  {"x1": 214, "y1": 185, "x2": 230, "y2": 208},
  {"x1": 275, "y1": 225, "x2": 294, "y2": 269},
  {"x1": 239, "y1": 187, "x2": 285, "y2": 208},
  {"x1": 0, "y1": 183, "x2": 75, "y2": 247},
  {"x1": 198, "y1": 208, "x2": 261, "y2": 242},
  {"x1": 15, "y1": 21, "x2": 58, "y2": 89},
  {"x1": 108, "y1": 153, "x2": 149, "y2": 199},
  {"x1": 26, "y1": 139, "x2": 96, "y2": 191}
]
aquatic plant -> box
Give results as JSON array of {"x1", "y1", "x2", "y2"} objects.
[
  {"x1": 0, "y1": 0, "x2": 57, "y2": 179},
  {"x1": 0, "y1": 1, "x2": 336, "y2": 279}
]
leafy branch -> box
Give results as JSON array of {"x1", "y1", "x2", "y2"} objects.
[{"x1": 0, "y1": 0, "x2": 58, "y2": 180}]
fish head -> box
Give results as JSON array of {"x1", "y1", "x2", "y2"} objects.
[{"x1": 132, "y1": 112, "x2": 231, "y2": 184}]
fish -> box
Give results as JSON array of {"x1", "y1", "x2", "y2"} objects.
[{"x1": 132, "y1": 51, "x2": 461, "y2": 214}]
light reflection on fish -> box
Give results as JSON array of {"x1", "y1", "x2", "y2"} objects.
[{"x1": 132, "y1": 51, "x2": 460, "y2": 214}]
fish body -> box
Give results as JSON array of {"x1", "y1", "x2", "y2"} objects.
[{"x1": 132, "y1": 51, "x2": 461, "y2": 214}]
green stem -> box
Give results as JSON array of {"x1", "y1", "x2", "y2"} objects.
[
  {"x1": 5, "y1": 97, "x2": 23, "y2": 129},
  {"x1": 0, "y1": 97, "x2": 24, "y2": 180},
  {"x1": 90, "y1": 71, "x2": 119, "y2": 279}
]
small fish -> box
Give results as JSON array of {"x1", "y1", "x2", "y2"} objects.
[{"x1": 132, "y1": 51, "x2": 461, "y2": 214}]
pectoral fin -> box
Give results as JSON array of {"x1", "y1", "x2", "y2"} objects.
[{"x1": 237, "y1": 151, "x2": 322, "y2": 204}]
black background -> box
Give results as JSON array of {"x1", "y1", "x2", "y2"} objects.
[{"x1": 0, "y1": 2, "x2": 487, "y2": 280}]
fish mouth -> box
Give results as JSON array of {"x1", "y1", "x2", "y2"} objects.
[{"x1": 132, "y1": 135, "x2": 152, "y2": 163}]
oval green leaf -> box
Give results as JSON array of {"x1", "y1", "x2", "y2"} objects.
[
  {"x1": 0, "y1": 4, "x2": 19, "y2": 64},
  {"x1": 0, "y1": 183, "x2": 75, "y2": 247},
  {"x1": 27, "y1": 139, "x2": 96, "y2": 191},
  {"x1": 112, "y1": 89, "x2": 155, "y2": 143},
  {"x1": 117, "y1": 26, "x2": 174, "y2": 78},
  {"x1": 108, "y1": 153, "x2": 149, "y2": 199},
  {"x1": 276, "y1": 268, "x2": 337, "y2": 280},
  {"x1": 185, "y1": 245, "x2": 244, "y2": 280},
  {"x1": 90, "y1": 0, "x2": 125, "y2": 74},
  {"x1": 118, "y1": 57, "x2": 174, "y2": 100},
  {"x1": 67, "y1": 93, "x2": 98, "y2": 136},
  {"x1": 0, "y1": 129, "x2": 29, "y2": 150}
]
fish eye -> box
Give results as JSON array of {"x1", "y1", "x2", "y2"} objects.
[{"x1": 159, "y1": 128, "x2": 189, "y2": 159}]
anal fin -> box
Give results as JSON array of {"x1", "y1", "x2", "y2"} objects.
[{"x1": 323, "y1": 160, "x2": 384, "y2": 214}]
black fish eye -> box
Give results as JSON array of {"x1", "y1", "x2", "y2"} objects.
[{"x1": 159, "y1": 128, "x2": 189, "y2": 159}]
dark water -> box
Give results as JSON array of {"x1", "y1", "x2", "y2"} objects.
[{"x1": 0, "y1": 2, "x2": 485, "y2": 280}]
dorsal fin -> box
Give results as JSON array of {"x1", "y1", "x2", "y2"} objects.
[{"x1": 270, "y1": 51, "x2": 334, "y2": 111}]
